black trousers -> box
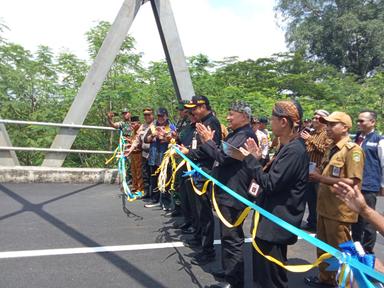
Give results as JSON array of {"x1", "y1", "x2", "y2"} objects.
[
  {"x1": 305, "y1": 181, "x2": 318, "y2": 227},
  {"x1": 194, "y1": 188, "x2": 215, "y2": 254},
  {"x1": 253, "y1": 238, "x2": 288, "y2": 288},
  {"x1": 352, "y1": 192, "x2": 377, "y2": 253},
  {"x1": 179, "y1": 176, "x2": 198, "y2": 228},
  {"x1": 142, "y1": 157, "x2": 151, "y2": 196},
  {"x1": 220, "y1": 205, "x2": 245, "y2": 288},
  {"x1": 149, "y1": 165, "x2": 160, "y2": 203}
]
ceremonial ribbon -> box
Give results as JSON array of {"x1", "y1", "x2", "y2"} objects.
[
  {"x1": 211, "y1": 185, "x2": 251, "y2": 228},
  {"x1": 172, "y1": 145, "x2": 384, "y2": 285},
  {"x1": 155, "y1": 140, "x2": 186, "y2": 192},
  {"x1": 105, "y1": 146, "x2": 118, "y2": 165},
  {"x1": 107, "y1": 130, "x2": 142, "y2": 202},
  {"x1": 324, "y1": 241, "x2": 377, "y2": 288},
  {"x1": 184, "y1": 162, "x2": 211, "y2": 196},
  {"x1": 251, "y1": 211, "x2": 332, "y2": 272}
]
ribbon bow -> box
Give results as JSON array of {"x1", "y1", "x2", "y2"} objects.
[{"x1": 324, "y1": 241, "x2": 376, "y2": 288}]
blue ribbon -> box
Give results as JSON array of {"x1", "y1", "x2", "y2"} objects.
[
  {"x1": 182, "y1": 169, "x2": 196, "y2": 177},
  {"x1": 172, "y1": 145, "x2": 384, "y2": 285},
  {"x1": 118, "y1": 130, "x2": 142, "y2": 200},
  {"x1": 324, "y1": 241, "x2": 377, "y2": 288}
]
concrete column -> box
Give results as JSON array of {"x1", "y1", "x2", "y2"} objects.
[
  {"x1": 151, "y1": 0, "x2": 195, "y2": 101},
  {"x1": 43, "y1": 0, "x2": 142, "y2": 167},
  {"x1": 0, "y1": 123, "x2": 20, "y2": 166}
]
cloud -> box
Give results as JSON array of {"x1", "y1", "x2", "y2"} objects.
[{"x1": 0, "y1": 0, "x2": 287, "y2": 63}]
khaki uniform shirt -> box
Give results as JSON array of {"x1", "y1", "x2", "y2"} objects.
[{"x1": 317, "y1": 136, "x2": 365, "y2": 223}]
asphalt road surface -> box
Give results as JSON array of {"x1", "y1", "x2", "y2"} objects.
[{"x1": 0, "y1": 183, "x2": 383, "y2": 288}]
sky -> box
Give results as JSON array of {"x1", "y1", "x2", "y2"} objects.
[{"x1": 0, "y1": 0, "x2": 288, "y2": 64}]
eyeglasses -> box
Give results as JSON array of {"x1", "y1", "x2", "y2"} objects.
[{"x1": 357, "y1": 119, "x2": 366, "y2": 123}]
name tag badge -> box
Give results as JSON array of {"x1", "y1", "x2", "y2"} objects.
[
  {"x1": 192, "y1": 139, "x2": 197, "y2": 149},
  {"x1": 332, "y1": 166, "x2": 341, "y2": 177},
  {"x1": 366, "y1": 142, "x2": 378, "y2": 147},
  {"x1": 248, "y1": 180, "x2": 260, "y2": 197}
]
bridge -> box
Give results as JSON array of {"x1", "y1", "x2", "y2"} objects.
[
  {"x1": 1, "y1": 1, "x2": 383, "y2": 287},
  {"x1": 2, "y1": 183, "x2": 382, "y2": 288}
]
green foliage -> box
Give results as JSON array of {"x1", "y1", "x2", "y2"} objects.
[
  {"x1": 275, "y1": 0, "x2": 384, "y2": 77},
  {"x1": 0, "y1": 20, "x2": 383, "y2": 167}
]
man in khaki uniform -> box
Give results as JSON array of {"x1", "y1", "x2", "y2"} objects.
[
  {"x1": 128, "y1": 116, "x2": 144, "y2": 193},
  {"x1": 305, "y1": 112, "x2": 365, "y2": 288}
]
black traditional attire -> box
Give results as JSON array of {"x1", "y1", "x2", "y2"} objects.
[
  {"x1": 201, "y1": 124, "x2": 257, "y2": 288},
  {"x1": 243, "y1": 138, "x2": 309, "y2": 288},
  {"x1": 187, "y1": 112, "x2": 222, "y2": 255}
]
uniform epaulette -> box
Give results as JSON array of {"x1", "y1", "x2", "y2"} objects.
[{"x1": 346, "y1": 142, "x2": 357, "y2": 149}]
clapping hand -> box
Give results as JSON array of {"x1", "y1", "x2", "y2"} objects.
[
  {"x1": 239, "y1": 138, "x2": 261, "y2": 160},
  {"x1": 196, "y1": 123, "x2": 215, "y2": 143}
]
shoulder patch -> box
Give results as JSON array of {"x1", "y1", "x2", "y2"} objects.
[{"x1": 352, "y1": 151, "x2": 362, "y2": 163}]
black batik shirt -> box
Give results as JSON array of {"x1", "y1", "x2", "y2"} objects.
[
  {"x1": 201, "y1": 124, "x2": 258, "y2": 210},
  {"x1": 243, "y1": 138, "x2": 309, "y2": 245}
]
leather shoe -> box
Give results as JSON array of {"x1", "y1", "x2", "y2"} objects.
[
  {"x1": 304, "y1": 276, "x2": 337, "y2": 287},
  {"x1": 184, "y1": 239, "x2": 201, "y2": 248},
  {"x1": 190, "y1": 252, "x2": 215, "y2": 265},
  {"x1": 173, "y1": 222, "x2": 190, "y2": 229},
  {"x1": 181, "y1": 226, "x2": 196, "y2": 234},
  {"x1": 208, "y1": 281, "x2": 232, "y2": 288}
]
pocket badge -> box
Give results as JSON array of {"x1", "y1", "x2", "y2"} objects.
[
  {"x1": 248, "y1": 180, "x2": 260, "y2": 197},
  {"x1": 332, "y1": 166, "x2": 341, "y2": 177}
]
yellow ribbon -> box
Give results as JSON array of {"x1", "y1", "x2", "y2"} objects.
[
  {"x1": 105, "y1": 146, "x2": 119, "y2": 165},
  {"x1": 211, "y1": 185, "x2": 251, "y2": 228},
  {"x1": 251, "y1": 211, "x2": 332, "y2": 272},
  {"x1": 155, "y1": 142, "x2": 186, "y2": 192},
  {"x1": 185, "y1": 162, "x2": 212, "y2": 196}
]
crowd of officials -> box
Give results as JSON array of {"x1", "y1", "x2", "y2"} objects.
[{"x1": 107, "y1": 95, "x2": 384, "y2": 288}]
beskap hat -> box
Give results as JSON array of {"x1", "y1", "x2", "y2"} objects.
[
  {"x1": 157, "y1": 107, "x2": 169, "y2": 116},
  {"x1": 143, "y1": 107, "x2": 153, "y2": 114},
  {"x1": 121, "y1": 108, "x2": 130, "y2": 114},
  {"x1": 320, "y1": 111, "x2": 352, "y2": 128},
  {"x1": 131, "y1": 116, "x2": 140, "y2": 122},
  {"x1": 184, "y1": 95, "x2": 209, "y2": 109}
]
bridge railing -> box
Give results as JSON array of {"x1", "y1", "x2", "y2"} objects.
[{"x1": 0, "y1": 119, "x2": 116, "y2": 162}]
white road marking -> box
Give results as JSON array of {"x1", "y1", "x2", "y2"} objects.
[
  {"x1": 0, "y1": 234, "x2": 317, "y2": 259},
  {"x1": 0, "y1": 242, "x2": 185, "y2": 259},
  {"x1": 2, "y1": 231, "x2": 381, "y2": 260}
]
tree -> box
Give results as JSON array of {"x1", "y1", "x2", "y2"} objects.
[{"x1": 275, "y1": 0, "x2": 384, "y2": 77}]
